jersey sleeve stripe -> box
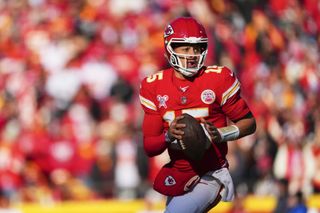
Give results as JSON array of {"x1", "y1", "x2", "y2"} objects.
[
  {"x1": 221, "y1": 79, "x2": 240, "y2": 105},
  {"x1": 139, "y1": 95, "x2": 157, "y2": 111}
]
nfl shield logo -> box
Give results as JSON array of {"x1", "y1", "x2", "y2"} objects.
[{"x1": 180, "y1": 96, "x2": 187, "y2": 104}]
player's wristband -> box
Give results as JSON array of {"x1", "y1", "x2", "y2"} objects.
[
  {"x1": 164, "y1": 131, "x2": 173, "y2": 143},
  {"x1": 217, "y1": 125, "x2": 240, "y2": 142}
]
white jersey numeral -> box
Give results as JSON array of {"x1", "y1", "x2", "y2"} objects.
[
  {"x1": 163, "y1": 107, "x2": 209, "y2": 125},
  {"x1": 146, "y1": 72, "x2": 163, "y2": 83}
]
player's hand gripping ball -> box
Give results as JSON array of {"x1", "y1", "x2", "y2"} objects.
[{"x1": 169, "y1": 113, "x2": 211, "y2": 162}]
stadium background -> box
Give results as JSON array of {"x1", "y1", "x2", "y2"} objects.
[{"x1": 0, "y1": 0, "x2": 319, "y2": 212}]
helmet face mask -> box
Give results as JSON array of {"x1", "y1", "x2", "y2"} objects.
[
  {"x1": 164, "y1": 17, "x2": 208, "y2": 77},
  {"x1": 167, "y1": 40, "x2": 208, "y2": 77}
]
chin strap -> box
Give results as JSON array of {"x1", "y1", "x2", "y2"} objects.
[{"x1": 217, "y1": 125, "x2": 240, "y2": 142}]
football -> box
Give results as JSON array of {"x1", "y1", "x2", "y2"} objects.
[{"x1": 169, "y1": 113, "x2": 211, "y2": 162}]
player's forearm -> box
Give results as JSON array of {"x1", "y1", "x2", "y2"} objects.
[
  {"x1": 143, "y1": 133, "x2": 167, "y2": 157},
  {"x1": 215, "y1": 117, "x2": 256, "y2": 142},
  {"x1": 234, "y1": 116, "x2": 256, "y2": 138}
]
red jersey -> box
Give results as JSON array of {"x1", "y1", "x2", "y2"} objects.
[{"x1": 139, "y1": 66, "x2": 250, "y2": 174}]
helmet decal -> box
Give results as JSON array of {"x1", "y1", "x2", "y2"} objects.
[{"x1": 164, "y1": 25, "x2": 174, "y2": 38}]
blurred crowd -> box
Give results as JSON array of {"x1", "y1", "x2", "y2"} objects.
[{"x1": 0, "y1": 0, "x2": 319, "y2": 210}]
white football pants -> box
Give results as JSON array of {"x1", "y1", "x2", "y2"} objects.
[{"x1": 165, "y1": 168, "x2": 234, "y2": 213}]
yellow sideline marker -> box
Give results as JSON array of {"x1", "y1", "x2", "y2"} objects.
[{"x1": 14, "y1": 195, "x2": 320, "y2": 213}]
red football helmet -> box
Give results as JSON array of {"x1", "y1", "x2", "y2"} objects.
[{"x1": 164, "y1": 17, "x2": 208, "y2": 77}]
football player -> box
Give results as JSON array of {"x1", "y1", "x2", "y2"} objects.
[{"x1": 139, "y1": 17, "x2": 256, "y2": 212}]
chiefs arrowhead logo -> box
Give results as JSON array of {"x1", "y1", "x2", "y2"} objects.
[
  {"x1": 164, "y1": 25, "x2": 174, "y2": 38},
  {"x1": 164, "y1": 176, "x2": 176, "y2": 186},
  {"x1": 201, "y1": 89, "x2": 215, "y2": 104}
]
